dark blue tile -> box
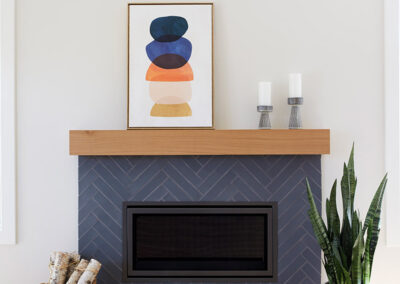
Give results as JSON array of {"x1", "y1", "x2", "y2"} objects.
[
  {"x1": 93, "y1": 221, "x2": 122, "y2": 249},
  {"x1": 110, "y1": 156, "x2": 134, "y2": 172},
  {"x1": 93, "y1": 178, "x2": 124, "y2": 207},
  {"x1": 201, "y1": 172, "x2": 236, "y2": 200},
  {"x1": 196, "y1": 157, "x2": 226, "y2": 179},
  {"x1": 163, "y1": 179, "x2": 199, "y2": 200},
  {"x1": 79, "y1": 157, "x2": 98, "y2": 178},
  {"x1": 94, "y1": 164, "x2": 129, "y2": 200},
  {"x1": 183, "y1": 157, "x2": 202, "y2": 172},
  {"x1": 237, "y1": 158, "x2": 271, "y2": 185},
  {"x1": 93, "y1": 206, "x2": 122, "y2": 234},
  {"x1": 166, "y1": 158, "x2": 203, "y2": 186},
  {"x1": 94, "y1": 191, "x2": 121, "y2": 221},
  {"x1": 132, "y1": 171, "x2": 167, "y2": 200},
  {"x1": 99, "y1": 158, "x2": 133, "y2": 187}
]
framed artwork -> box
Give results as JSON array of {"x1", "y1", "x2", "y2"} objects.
[{"x1": 128, "y1": 3, "x2": 214, "y2": 129}]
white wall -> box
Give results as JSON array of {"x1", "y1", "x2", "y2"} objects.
[{"x1": 0, "y1": 0, "x2": 396, "y2": 283}]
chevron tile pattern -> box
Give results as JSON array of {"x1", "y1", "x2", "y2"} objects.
[{"x1": 79, "y1": 155, "x2": 322, "y2": 284}]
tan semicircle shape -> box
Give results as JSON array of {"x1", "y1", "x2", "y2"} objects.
[
  {"x1": 151, "y1": 103, "x2": 192, "y2": 117},
  {"x1": 146, "y1": 62, "x2": 194, "y2": 82},
  {"x1": 149, "y1": 82, "x2": 192, "y2": 104}
]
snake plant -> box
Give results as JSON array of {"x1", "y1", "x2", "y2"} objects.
[{"x1": 306, "y1": 145, "x2": 387, "y2": 284}]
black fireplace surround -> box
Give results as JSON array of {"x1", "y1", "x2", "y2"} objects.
[{"x1": 123, "y1": 202, "x2": 278, "y2": 282}]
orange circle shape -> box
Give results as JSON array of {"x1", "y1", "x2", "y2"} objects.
[{"x1": 146, "y1": 62, "x2": 194, "y2": 82}]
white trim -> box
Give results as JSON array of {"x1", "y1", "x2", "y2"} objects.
[
  {"x1": 0, "y1": 0, "x2": 16, "y2": 244},
  {"x1": 385, "y1": 0, "x2": 400, "y2": 247}
]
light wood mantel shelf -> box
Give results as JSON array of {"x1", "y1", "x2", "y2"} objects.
[{"x1": 69, "y1": 129, "x2": 330, "y2": 156}]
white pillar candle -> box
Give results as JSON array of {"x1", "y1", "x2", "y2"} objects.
[
  {"x1": 258, "y1": 82, "x2": 272, "y2": 106},
  {"x1": 289, "y1": 73, "x2": 302, "y2": 98}
]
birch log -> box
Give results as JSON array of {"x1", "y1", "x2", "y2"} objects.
[
  {"x1": 66, "y1": 259, "x2": 89, "y2": 284},
  {"x1": 77, "y1": 259, "x2": 101, "y2": 284},
  {"x1": 67, "y1": 253, "x2": 81, "y2": 279},
  {"x1": 48, "y1": 251, "x2": 57, "y2": 281},
  {"x1": 49, "y1": 252, "x2": 71, "y2": 284}
]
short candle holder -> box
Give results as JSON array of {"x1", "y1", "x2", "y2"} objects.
[
  {"x1": 257, "y1": 105, "x2": 273, "y2": 129},
  {"x1": 288, "y1": 97, "x2": 303, "y2": 129}
]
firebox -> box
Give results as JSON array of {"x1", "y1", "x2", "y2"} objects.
[{"x1": 123, "y1": 202, "x2": 278, "y2": 282}]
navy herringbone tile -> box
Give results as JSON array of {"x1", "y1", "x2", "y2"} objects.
[
  {"x1": 80, "y1": 226, "x2": 98, "y2": 253},
  {"x1": 232, "y1": 190, "x2": 250, "y2": 201},
  {"x1": 126, "y1": 157, "x2": 152, "y2": 177},
  {"x1": 279, "y1": 198, "x2": 305, "y2": 222},
  {"x1": 79, "y1": 155, "x2": 322, "y2": 284},
  {"x1": 270, "y1": 169, "x2": 304, "y2": 201},
  {"x1": 197, "y1": 157, "x2": 233, "y2": 181},
  {"x1": 93, "y1": 207, "x2": 121, "y2": 233},
  {"x1": 279, "y1": 236, "x2": 308, "y2": 265},
  {"x1": 93, "y1": 248, "x2": 122, "y2": 279},
  {"x1": 213, "y1": 179, "x2": 239, "y2": 201},
  {"x1": 231, "y1": 177, "x2": 264, "y2": 201},
  {"x1": 131, "y1": 171, "x2": 167, "y2": 200},
  {"x1": 93, "y1": 221, "x2": 121, "y2": 249},
  {"x1": 163, "y1": 178, "x2": 199, "y2": 200},
  {"x1": 97, "y1": 268, "x2": 117, "y2": 284},
  {"x1": 301, "y1": 262, "x2": 320, "y2": 284},
  {"x1": 93, "y1": 178, "x2": 124, "y2": 207},
  {"x1": 93, "y1": 191, "x2": 121, "y2": 219},
  {"x1": 183, "y1": 157, "x2": 203, "y2": 172},
  {"x1": 163, "y1": 163, "x2": 199, "y2": 192},
  {"x1": 79, "y1": 157, "x2": 98, "y2": 178},
  {"x1": 93, "y1": 235, "x2": 122, "y2": 262},
  {"x1": 202, "y1": 171, "x2": 236, "y2": 200},
  {"x1": 79, "y1": 184, "x2": 97, "y2": 211},
  {"x1": 129, "y1": 160, "x2": 162, "y2": 189},
  {"x1": 286, "y1": 268, "x2": 308, "y2": 284},
  {"x1": 266, "y1": 156, "x2": 296, "y2": 179},
  {"x1": 94, "y1": 164, "x2": 127, "y2": 197},
  {"x1": 163, "y1": 192, "x2": 179, "y2": 201},
  {"x1": 237, "y1": 158, "x2": 271, "y2": 185},
  {"x1": 167, "y1": 158, "x2": 203, "y2": 185},
  {"x1": 232, "y1": 163, "x2": 266, "y2": 193},
  {"x1": 79, "y1": 171, "x2": 99, "y2": 193},
  {"x1": 143, "y1": 184, "x2": 168, "y2": 201},
  {"x1": 110, "y1": 156, "x2": 133, "y2": 172},
  {"x1": 99, "y1": 158, "x2": 133, "y2": 187},
  {"x1": 302, "y1": 248, "x2": 320, "y2": 270},
  {"x1": 279, "y1": 222, "x2": 307, "y2": 250},
  {"x1": 280, "y1": 255, "x2": 307, "y2": 283}
]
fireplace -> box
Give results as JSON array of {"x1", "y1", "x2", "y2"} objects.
[
  {"x1": 123, "y1": 202, "x2": 278, "y2": 282},
  {"x1": 78, "y1": 155, "x2": 322, "y2": 283}
]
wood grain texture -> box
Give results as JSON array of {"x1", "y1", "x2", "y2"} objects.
[{"x1": 69, "y1": 129, "x2": 330, "y2": 156}]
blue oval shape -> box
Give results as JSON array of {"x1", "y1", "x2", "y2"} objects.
[
  {"x1": 150, "y1": 16, "x2": 188, "y2": 42},
  {"x1": 146, "y1": 37, "x2": 192, "y2": 63},
  {"x1": 152, "y1": 54, "x2": 188, "y2": 69}
]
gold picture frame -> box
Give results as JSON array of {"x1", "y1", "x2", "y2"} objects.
[{"x1": 127, "y1": 3, "x2": 214, "y2": 129}]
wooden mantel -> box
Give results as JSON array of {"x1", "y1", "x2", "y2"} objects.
[{"x1": 69, "y1": 129, "x2": 330, "y2": 156}]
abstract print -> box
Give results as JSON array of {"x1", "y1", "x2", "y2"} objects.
[{"x1": 146, "y1": 16, "x2": 193, "y2": 117}]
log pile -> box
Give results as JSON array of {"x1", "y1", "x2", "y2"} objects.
[{"x1": 44, "y1": 252, "x2": 101, "y2": 284}]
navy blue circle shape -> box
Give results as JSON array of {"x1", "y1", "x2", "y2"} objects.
[{"x1": 150, "y1": 16, "x2": 188, "y2": 42}]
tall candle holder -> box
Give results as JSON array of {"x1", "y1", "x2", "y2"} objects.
[
  {"x1": 257, "y1": 105, "x2": 273, "y2": 129},
  {"x1": 288, "y1": 97, "x2": 303, "y2": 129}
]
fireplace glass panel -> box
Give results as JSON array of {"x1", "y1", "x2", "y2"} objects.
[
  {"x1": 134, "y1": 214, "x2": 266, "y2": 270},
  {"x1": 124, "y1": 203, "x2": 277, "y2": 281}
]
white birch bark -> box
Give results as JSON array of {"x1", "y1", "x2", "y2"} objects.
[
  {"x1": 49, "y1": 252, "x2": 71, "y2": 284},
  {"x1": 66, "y1": 259, "x2": 89, "y2": 284},
  {"x1": 66, "y1": 253, "x2": 81, "y2": 279},
  {"x1": 48, "y1": 251, "x2": 57, "y2": 281},
  {"x1": 77, "y1": 259, "x2": 101, "y2": 284}
]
